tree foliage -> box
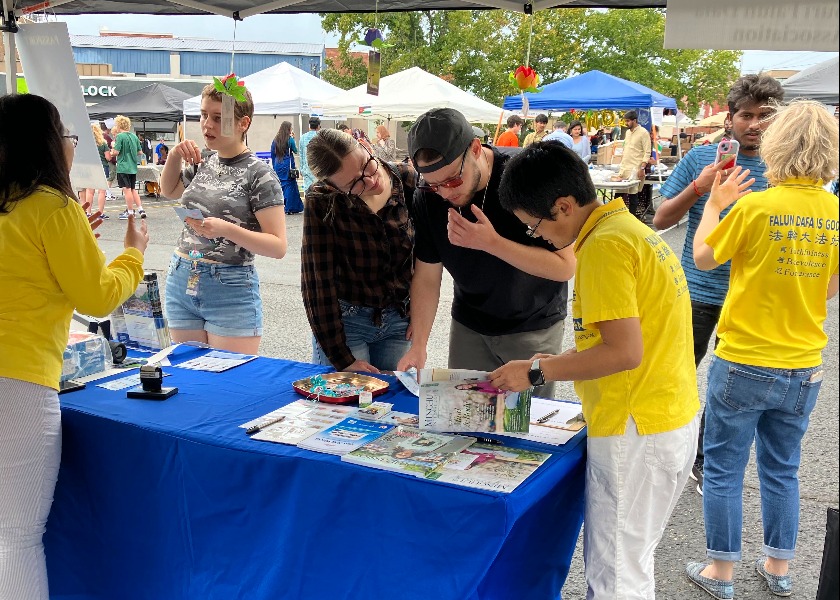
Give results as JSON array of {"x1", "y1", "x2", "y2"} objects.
[{"x1": 320, "y1": 8, "x2": 741, "y2": 118}]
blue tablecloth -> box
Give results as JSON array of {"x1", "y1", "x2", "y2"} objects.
[{"x1": 45, "y1": 346, "x2": 585, "y2": 600}]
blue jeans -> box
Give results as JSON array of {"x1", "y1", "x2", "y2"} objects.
[
  {"x1": 703, "y1": 356, "x2": 822, "y2": 561},
  {"x1": 312, "y1": 300, "x2": 410, "y2": 371}
]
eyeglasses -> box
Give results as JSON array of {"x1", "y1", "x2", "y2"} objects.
[
  {"x1": 417, "y1": 146, "x2": 471, "y2": 193},
  {"x1": 525, "y1": 217, "x2": 543, "y2": 238},
  {"x1": 333, "y1": 148, "x2": 379, "y2": 196},
  {"x1": 64, "y1": 134, "x2": 79, "y2": 148}
]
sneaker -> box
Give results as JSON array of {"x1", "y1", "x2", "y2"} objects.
[
  {"x1": 690, "y1": 459, "x2": 704, "y2": 495},
  {"x1": 100, "y1": 213, "x2": 110, "y2": 220},
  {"x1": 686, "y1": 562, "x2": 734, "y2": 600},
  {"x1": 755, "y1": 558, "x2": 792, "y2": 597},
  {"x1": 137, "y1": 208, "x2": 147, "y2": 219},
  {"x1": 118, "y1": 210, "x2": 133, "y2": 220}
]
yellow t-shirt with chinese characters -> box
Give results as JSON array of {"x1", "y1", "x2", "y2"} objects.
[
  {"x1": 706, "y1": 179, "x2": 839, "y2": 368},
  {"x1": 0, "y1": 187, "x2": 144, "y2": 389},
  {"x1": 573, "y1": 199, "x2": 699, "y2": 437}
]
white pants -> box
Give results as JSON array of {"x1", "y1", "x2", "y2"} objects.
[
  {"x1": 584, "y1": 412, "x2": 699, "y2": 600},
  {"x1": 0, "y1": 377, "x2": 62, "y2": 600}
]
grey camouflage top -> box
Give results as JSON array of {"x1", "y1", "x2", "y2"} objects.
[{"x1": 176, "y1": 150, "x2": 284, "y2": 265}]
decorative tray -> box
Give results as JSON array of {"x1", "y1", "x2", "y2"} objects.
[{"x1": 292, "y1": 372, "x2": 390, "y2": 405}]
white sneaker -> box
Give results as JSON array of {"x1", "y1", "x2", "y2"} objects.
[{"x1": 118, "y1": 209, "x2": 134, "y2": 220}]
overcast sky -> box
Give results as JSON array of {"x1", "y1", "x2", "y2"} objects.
[{"x1": 57, "y1": 13, "x2": 838, "y2": 74}]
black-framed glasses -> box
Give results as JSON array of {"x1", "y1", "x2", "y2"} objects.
[
  {"x1": 335, "y1": 147, "x2": 379, "y2": 196},
  {"x1": 417, "y1": 146, "x2": 471, "y2": 193},
  {"x1": 525, "y1": 217, "x2": 543, "y2": 238},
  {"x1": 63, "y1": 134, "x2": 79, "y2": 148}
]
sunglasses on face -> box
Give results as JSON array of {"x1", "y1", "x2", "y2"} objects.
[
  {"x1": 417, "y1": 146, "x2": 471, "y2": 193},
  {"x1": 64, "y1": 134, "x2": 79, "y2": 148}
]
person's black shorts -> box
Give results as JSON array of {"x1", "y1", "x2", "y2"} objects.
[{"x1": 117, "y1": 173, "x2": 137, "y2": 189}]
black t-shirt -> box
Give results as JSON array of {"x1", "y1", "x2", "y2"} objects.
[{"x1": 412, "y1": 146, "x2": 568, "y2": 336}]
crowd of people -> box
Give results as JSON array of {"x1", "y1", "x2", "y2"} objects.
[{"x1": 1, "y1": 69, "x2": 838, "y2": 600}]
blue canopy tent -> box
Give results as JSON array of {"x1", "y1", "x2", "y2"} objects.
[{"x1": 503, "y1": 70, "x2": 677, "y2": 111}]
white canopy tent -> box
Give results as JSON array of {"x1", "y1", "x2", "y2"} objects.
[
  {"x1": 320, "y1": 67, "x2": 509, "y2": 124},
  {"x1": 183, "y1": 61, "x2": 343, "y2": 117}
]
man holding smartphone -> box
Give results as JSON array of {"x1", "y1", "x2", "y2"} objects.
[{"x1": 652, "y1": 74, "x2": 784, "y2": 495}]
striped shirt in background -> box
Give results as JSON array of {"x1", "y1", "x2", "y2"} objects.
[
  {"x1": 301, "y1": 162, "x2": 417, "y2": 370},
  {"x1": 659, "y1": 145, "x2": 768, "y2": 307}
]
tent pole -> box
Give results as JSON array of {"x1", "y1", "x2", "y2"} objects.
[{"x1": 1, "y1": 0, "x2": 18, "y2": 95}]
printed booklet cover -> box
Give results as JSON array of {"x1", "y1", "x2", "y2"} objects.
[
  {"x1": 425, "y1": 442, "x2": 551, "y2": 493},
  {"x1": 419, "y1": 368, "x2": 532, "y2": 433},
  {"x1": 242, "y1": 401, "x2": 355, "y2": 446},
  {"x1": 297, "y1": 417, "x2": 394, "y2": 455},
  {"x1": 341, "y1": 426, "x2": 476, "y2": 477}
]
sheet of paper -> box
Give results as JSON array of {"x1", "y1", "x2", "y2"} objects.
[
  {"x1": 502, "y1": 398, "x2": 585, "y2": 446},
  {"x1": 96, "y1": 372, "x2": 170, "y2": 391},
  {"x1": 174, "y1": 207, "x2": 205, "y2": 222},
  {"x1": 394, "y1": 370, "x2": 419, "y2": 397},
  {"x1": 76, "y1": 366, "x2": 138, "y2": 383}
]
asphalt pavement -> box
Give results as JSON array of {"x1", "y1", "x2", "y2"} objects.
[{"x1": 95, "y1": 192, "x2": 838, "y2": 599}]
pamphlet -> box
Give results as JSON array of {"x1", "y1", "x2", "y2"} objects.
[
  {"x1": 111, "y1": 273, "x2": 171, "y2": 351},
  {"x1": 242, "y1": 401, "x2": 355, "y2": 446},
  {"x1": 419, "y1": 368, "x2": 531, "y2": 433},
  {"x1": 174, "y1": 207, "x2": 204, "y2": 222},
  {"x1": 176, "y1": 350, "x2": 257, "y2": 373},
  {"x1": 425, "y1": 442, "x2": 551, "y2": 493},
  {"x1": 342, "y1": 426, "x2": 476, "y2": 477},
  {"x1": 297, "y1": 417, "x2": 394, "y2": 455}
]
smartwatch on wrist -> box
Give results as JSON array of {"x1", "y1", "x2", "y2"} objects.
[{"x1": 528, "y1": 358, "x2": 545, "y2": 387}]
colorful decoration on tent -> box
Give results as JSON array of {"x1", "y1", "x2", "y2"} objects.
[{"x1": 213, "y1": 73, "x2": 248, "y2": 102}]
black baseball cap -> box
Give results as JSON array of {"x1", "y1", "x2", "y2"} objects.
[{"x1": 408, "y1": 108, "x2": 476, "y2": 174}]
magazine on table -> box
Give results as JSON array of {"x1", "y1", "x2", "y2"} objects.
[
  {"x1": 425, "y1": 442, "x2": 551, "y2": 493},
  {"x1": 418, "y1": 368, "x2": 532, "y2": 434},
  {"x1": 242, "y1": 401, "x2": 355, "y2": 446},
  {"x1": 297, "y1": 417, "x2": 394, "y2": 455},
  {"x1": 342, "y1": 426, "x2": 476, "y2": 477}
]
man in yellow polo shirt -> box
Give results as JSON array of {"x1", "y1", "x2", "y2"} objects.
[{"x1": 490, "y1": 141, "x2": 700, "y2": 598}]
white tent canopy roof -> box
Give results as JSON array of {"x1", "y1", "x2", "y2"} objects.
[
  {"x1": 183, "y1": 61, "x2": 343, "y2": 116},
  {"x1": 320, "y1": 67, "x2": 508, "y2": 124},
  {"x1": 781, "y1": 56, "x2": 839, "y2": 105}
]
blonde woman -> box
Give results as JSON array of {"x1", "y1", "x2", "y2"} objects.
[
  {"x1": 82, "y1": 123, "x2": 110, "y2": 219},
  {"x1": 687, "y1": 100, "x2": 839, "y2": 599},
  {"x1": 159, "y1": 84, "x2": 287, "y2": 354},
  {"x1": 373, "y1": 124, "x2": 398, "y2": 162},
  {"x1": 110, "y1": 115, "x2": 145, "y2": 219}
]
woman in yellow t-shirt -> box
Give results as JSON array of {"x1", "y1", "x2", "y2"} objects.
[
  {"x1": 0, "y1": 94, "x2": 148, "y2": 599},
  {"x1": 687, "y1": 100, "x2": 839, "y2": 599}
]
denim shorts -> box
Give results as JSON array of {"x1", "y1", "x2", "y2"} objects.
[{"x1": 164, "y1": 255, "x2": 262, "y2": 337}]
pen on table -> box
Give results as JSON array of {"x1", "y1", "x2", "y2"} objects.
[
  {"x1": 536, "y1": 409, "x2": 561, "y2": 424},
  {"x1": 246, "y1": 415, "x2": 286, "y2": 435}
]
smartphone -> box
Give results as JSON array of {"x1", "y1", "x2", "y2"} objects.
[{"x1": 715, "y1": 139, "x2": 739, "y2": 170}]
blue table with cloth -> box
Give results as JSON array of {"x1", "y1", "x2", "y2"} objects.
[{"x1": 44, "y1": 345, "x2": 586, "y2": 600}]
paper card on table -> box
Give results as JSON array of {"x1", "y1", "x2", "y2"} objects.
[
  {"x1": 242, "y1": 401, "x2": 356, "y2": 446},
  {"x1": 174, "y1": 207, "x2": 205, "y2": 222},
  {"x1": 394, "y1": 369, "x2": 419, "y2": 397},
  {"x1": 425, "y1": 443, "x2": 551, "y2": 493},
  {"x1": 176, "y1": 350, "x2": 257, "y2": 372},
  {"x1": 97, "y1": 371, "x2": 170, "y2": 391}
]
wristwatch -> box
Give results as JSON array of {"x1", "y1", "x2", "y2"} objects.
[{"x1": 528, "y1": 358, "x2": 545, "y2": 387}]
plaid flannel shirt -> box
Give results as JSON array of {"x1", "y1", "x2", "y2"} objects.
[{"x1": 301, "y1": 162, "x2": 416, "y2": 369}]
